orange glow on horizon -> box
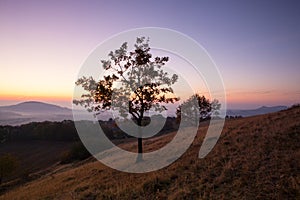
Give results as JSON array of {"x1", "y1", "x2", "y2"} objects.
[
  {"x1": 226, "y1": 90, "x2": 300, "y2": 106},
  {"x1": 1, "y1": 88, "x2": 299, "y2": 109},
  {"x1": 0, "y1": 93, "x2": 72, "y2": 102}
]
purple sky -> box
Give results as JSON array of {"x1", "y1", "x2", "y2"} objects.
[{"x1": 0, "y1": 0, "x2": 299, "y2": 109}]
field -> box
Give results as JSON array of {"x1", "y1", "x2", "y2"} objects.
[{"x1": 0, "y1": 106, "x2": 299, "y2": 199}]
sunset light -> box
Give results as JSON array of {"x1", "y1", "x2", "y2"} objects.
[
  {"x1": 0, "y1": 1, "x2": 299, "y2": 199},
  {"x1": 1, "y1": 1, "x2": 299, "y2": 109}
]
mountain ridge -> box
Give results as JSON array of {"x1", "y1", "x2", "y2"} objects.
[
  {"x1": 0, "y1": 101, "x2": 290, "y2": 126},
  {"x1": 0, "y1": 101, "x2": 71, "y2": 113},
  {"x1": 0, "y1": 101, "x2": 73, "y2": 126},
  {"x1": 226, "y1": 105, "x2": 287, "y2": 117}
]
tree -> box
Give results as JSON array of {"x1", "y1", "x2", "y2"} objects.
[
  {"x1": 176, "y1": 94, "x2": 221, "y2": 123},
  {"x1": 0, "y1": 154, "x2": 18, "y2": 184},
  {"x1": 74, "y1": 37, "x2": 179, "y2": 162},
  {"x1": 0, "y1": 128, "x2": 8, "y2": 143}
]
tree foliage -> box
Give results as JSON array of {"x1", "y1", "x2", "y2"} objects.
[
  {"x1": 0, "y1": 121, "x2": 79, "y2": 142},
  {"x1": 74, "y1": 37, "x2": 179, "y2": 121},
  {"x1": 176, "y1": 94, "x2": 221, "y2": 123},
  {"x1": 60, "y1": 142, "x2": 91, "y2": 164}
]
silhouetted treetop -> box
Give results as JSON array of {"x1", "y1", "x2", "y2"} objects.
[
  {"x1": 74, "y1": 37, "x2": 179, "y2": 119},
  {"x1": 176, "y1": 94, "x2": 221, "y2": 123}
]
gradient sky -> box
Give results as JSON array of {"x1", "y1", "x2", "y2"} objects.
[{"x1": 0, "y1": 0, "x2": 299, "y2": 109}]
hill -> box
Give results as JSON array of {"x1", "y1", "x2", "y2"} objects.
[
  {"x1": 0, "y1": 101, "x2": 115, "y2": 126},
  {"x1": 0, "y1": 101, "x2": 73, "y2": 126},
  {"x1": 1, "y1": 106, "x2": 299, "y2": 199},
  {"x1": 0, "y1": 101, "x2": 289, "y2": 126},
  {"x1": 226, "y1": 105, "x2": 287, "y2": 117},
  {"x1": 0, "y1": 101, "x2": 71, "y2": 113}
]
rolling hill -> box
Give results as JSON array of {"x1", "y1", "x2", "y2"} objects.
[
  {"x1": 0, "y1": 101, "x2": 71, "y2": 113},
  {"x1": 226, "y1": 105, "x2": 287, "y2": 117},
  {"x1": 0, "y1": 101, "x2": 115, "y2": 126},
  {"x1": 1, "y1": 105, "x2": 299, "y2": 199},
  {"x1": 0, "y1": 101, "x2": 73, "y2": 126},
  {"x1": 0, "y1": 101, "x2": 289, "y2": 126}
]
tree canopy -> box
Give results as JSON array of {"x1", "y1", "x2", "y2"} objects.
[
  {"x1": 176, "y1": 94, "x2": 221, "y2": 123},
  {"x1": 74, "y1": 37, "x2": 179, "y2": 120}
]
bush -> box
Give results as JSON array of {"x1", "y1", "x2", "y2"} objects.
[
  {"x1": 60, "y1": 142, "x2": 91, "y2": 164},
  {"x1": 142, "y1": 177, "x2": 171, "y2": 193},
  {"x1": 0, "y1": 154, "x2": 18, "y2": 184},
  {"x1": 290, "y1": 104, "x2": 300, "y2": 109}
]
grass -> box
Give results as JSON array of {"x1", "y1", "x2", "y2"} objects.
[{"x1": 1, "y1": 106, "x2": 299, "y2": 199}]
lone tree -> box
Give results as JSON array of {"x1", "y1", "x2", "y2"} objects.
[
  {"x1": 176, "y1": 94, "x2": 221, "y2": 124},
  {"x1": 74, "y1": 37, "x2": 179, "y2": 162}
]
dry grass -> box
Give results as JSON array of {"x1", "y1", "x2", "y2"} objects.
[{"x1": 1, "y1": 107, "x2": 299, "y2": 199}]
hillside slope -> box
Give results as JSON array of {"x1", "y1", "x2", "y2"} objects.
[{"x1": 1, "y1": 106, "x2": 299, "y2": 199}]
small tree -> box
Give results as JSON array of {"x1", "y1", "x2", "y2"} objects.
[
  {"x1": 74, "y1": 37, "x2": 179, "y2": 162},
  {"x1": 0, "y1": 130, "x2": 6, "y2": 144},
  {"x1": 0, "y1": 154, "x2": 18, "y2": 184},
  {"x1": 176, "y1": 94, "x2": 221, "y2": 123}
]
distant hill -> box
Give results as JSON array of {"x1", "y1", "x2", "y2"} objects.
[
  {"x1": 0, "y1": 101, "x2": 71, "y2": 113},
  {"x1": 0, "y1": 101, "x2": 289, "y2": 126},
  {"x1": 0, "y1": 101, "x2": 113, "y2": 126},
  {"x1": 0, "y1": 101, "x2": 73, "y2": 126},
  {"x1": 226, "y1": 105, "x2": 287, "y2": 117}
]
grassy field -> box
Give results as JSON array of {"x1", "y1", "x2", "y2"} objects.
[{"x1": 1, "y1": 106, "x2": 299, "y2": 199}]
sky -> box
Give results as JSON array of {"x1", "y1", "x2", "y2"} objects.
[{"x1": 0, "y1": 0, "x2": 299, "y2": 109}]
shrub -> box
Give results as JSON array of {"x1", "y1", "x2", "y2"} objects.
[
  {"x1": 0, "y1": 154, "x2": 18, "y2": 184},
  {"x1": 60, "y1": 142, "x2": 91, "y2": 164}
]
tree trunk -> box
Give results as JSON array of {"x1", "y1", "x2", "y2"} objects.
[{"x1": 136, "y1": 118, "x2": 143, "y2": 162}]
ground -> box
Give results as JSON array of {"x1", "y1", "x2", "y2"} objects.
[{"x1": 1, "y1": 107, "x2": 299, "y2": 199}]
